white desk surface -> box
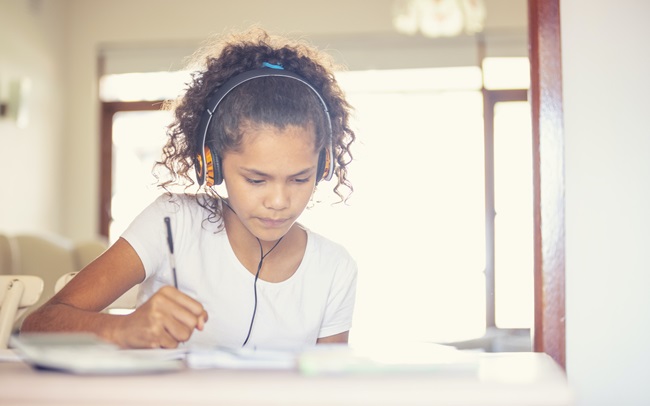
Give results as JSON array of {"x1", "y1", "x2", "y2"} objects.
[{"x1": 0, "y1": 351, "x2": 573, "y2": 406}]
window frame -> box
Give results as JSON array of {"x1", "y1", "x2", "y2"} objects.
[
  {"x1": 99, "y1": 100, "x2": 164, "y2": 237},
  {"x1": 483, "y1": 88, "x2": 529, "y2": 330}
]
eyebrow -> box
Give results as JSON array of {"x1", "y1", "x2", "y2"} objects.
[{"x1": 241, "y1": 166, "x2": 315, "y2": 178}]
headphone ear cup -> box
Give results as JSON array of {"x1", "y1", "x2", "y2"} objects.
[
  {"x1": 195, "y1": 152, "x2": 207, "y2": 186},
  {"x1": 316, "y1": 149, "x2": 326, "y2": 181},
  {"x1": 205, "y1": 146, "x2": 224, "y2": 186},
  {"x1": 317, "y1": 147, "x2": 334, "y2": 182}
]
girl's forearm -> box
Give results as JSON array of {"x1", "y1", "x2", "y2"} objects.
[{"x1": 20, "y1": 303, "x2": 124, "y2": 345}]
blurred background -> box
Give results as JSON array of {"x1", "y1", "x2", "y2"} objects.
[
  {"x1": 2, "y1": 2, "x2": 650, "y2": 405},
  {"x1": 0, "y1": 0, "x2": 532, "y2": 351}
]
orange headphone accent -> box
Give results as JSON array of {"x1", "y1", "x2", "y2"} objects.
[{"x1": 203, "y1": 147, "x2": 216, "y2": 187}]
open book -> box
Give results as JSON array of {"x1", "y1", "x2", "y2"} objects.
[{"x1": 10, "y1": 333, "x2": 183, "y2": 374}]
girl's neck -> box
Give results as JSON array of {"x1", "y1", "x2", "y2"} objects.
[
  {"x1": 222, "y1": 201, "x2": 306, "y2": 281},
  {"x1": 221, "y1": 200, "x2": 278, "y2": 251}
]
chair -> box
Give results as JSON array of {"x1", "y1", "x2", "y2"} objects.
[
  {"x1": 11, "y1": 233, "x2": 77, "y2": 322},
  {"x1": 0, "y1": 233, "x2": 17, "y2": 276},
  {"x1": 72, "y1": 237, "x2": 109, "y2": 270},
  {"x1": 55, "y1": 272, "x2": 138, "y2": 315},
  {"x1": 0, "y1": 275, "x2": 44, "y2": 349}
]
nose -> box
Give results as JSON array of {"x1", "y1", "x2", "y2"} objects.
[{"x1": 264, "y1": 183, "x2": 290, "y2": 210}]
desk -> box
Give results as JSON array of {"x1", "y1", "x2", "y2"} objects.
[{"x1": 0, "y1": 352, "x2": 572, "y2": 406}]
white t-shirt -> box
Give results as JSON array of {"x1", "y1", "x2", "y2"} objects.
[{"x1": 121, "y1": 193, "x2": 357, "y2": 350}]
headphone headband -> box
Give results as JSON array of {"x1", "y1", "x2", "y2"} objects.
[{"x1": 195, "y1": 66, "x2": 335, "y2": 186}]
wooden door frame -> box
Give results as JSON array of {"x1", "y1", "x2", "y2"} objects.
[{"x1": 529, "y1": 0, "x2": 565, "y2": 368}]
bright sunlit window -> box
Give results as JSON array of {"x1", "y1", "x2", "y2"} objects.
[
  {"x1": 493, "y1": 101, "x2": 533, "y2": 328},
  {"x1": 101, "y1": 58, "x2": 532, "y2": 348},
  {"x1": 302, "y1": 67, "x2": 487, "y2": 345},
  {"x1": 100, "y1": 71, "x2": 191, "y2": 102},
  {"x1": 110, "y1": 110, "x2": 173, "y2": 239},
  {"x1": 482, "y1": 57, "x2": 530, "y2": 90}
]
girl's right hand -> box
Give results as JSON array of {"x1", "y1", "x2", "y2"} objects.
[{"x1": 113, "y1": 286, "x2": 208, "y2": 349}]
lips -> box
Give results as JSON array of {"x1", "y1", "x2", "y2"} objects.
[{"x1": 257, "y1": 217, "x2": 289, "y2": 228}]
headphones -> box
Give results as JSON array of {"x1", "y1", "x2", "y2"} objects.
[{"x1": 194, "y1": 63, "x2": 335, "y2": 187}]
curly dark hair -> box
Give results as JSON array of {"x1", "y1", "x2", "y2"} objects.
[{"x1": 155, "y1": 27, "x2": 355, "y2": 222}]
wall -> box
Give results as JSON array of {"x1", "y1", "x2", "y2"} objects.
[
  {"x1": 60, "y1": 0, "x2": 526, "y2": 241},
  {"x1": 0, "y1": 0, "x2": 67, "y2": 234},
  {"x1": 0, "y1": 0, "x2": 524, "y2": 240},
  {"x1": 562, "y1": 0, "x2": 650, "y2": 405}
]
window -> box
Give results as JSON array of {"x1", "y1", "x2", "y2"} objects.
[
  {"x1": 493, "y1": 101, "x2": 533, "y2": 329},
  {"x1": 110, "y1": 109, "x2": 172, "y2": 238},
  {"x1": 100, "y1": 60, "x2": 532, "y2": 350},
  {"x1": 301, "y1": 67, "x2": 487, "y2": 345}
]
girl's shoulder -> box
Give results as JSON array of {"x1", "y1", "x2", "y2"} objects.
[
  {"x1": 151, "y1": 192, "x2": 214, "y2": 213},
  {"x1": 302, "y1": 226, "x2": 355, "y2": 263},
  {"x1": 300, "y1": 227, "x2": 358, "y2": 284},
  {"x1": 148, "y1": 192, "x2": 223, "y2": 230}
]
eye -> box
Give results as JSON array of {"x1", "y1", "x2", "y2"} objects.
[
  {"x1": 293, "y1": 177, "x2": 311, "y2": 184},
  {"x1": 245, "y1": 177, "x2": 264, "y2": 185}
]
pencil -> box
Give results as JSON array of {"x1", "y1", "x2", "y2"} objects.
[{"x1": 164, "y1": 216, "x2": 178, "y2": 288}]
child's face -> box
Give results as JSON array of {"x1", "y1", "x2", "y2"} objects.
[{"x1": 221, "y1": 124, "x2": 319, "y2": 242}]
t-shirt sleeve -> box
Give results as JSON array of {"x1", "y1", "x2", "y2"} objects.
[{"x1": 318, "y1": 254, "x2": 358, "y2": 339}]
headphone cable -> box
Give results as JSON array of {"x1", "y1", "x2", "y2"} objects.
[{"x1": 242, "y1": 236, "x2": 284, "y2": 347}]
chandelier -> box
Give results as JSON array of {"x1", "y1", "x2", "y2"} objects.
[{"x1": 392, "y1": 0, "x2": 487, "y2": 38}]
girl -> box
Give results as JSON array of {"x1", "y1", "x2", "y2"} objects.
[{"x1": 22, "y1": 28, "x2": 357, "y2": 350}]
